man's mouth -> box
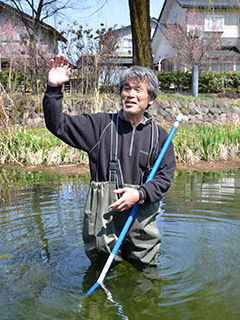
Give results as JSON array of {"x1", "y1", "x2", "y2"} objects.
[{"x1": 125, "y1": 100, "x2": 136, "y2": 106}]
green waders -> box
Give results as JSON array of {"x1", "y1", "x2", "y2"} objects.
[
  {"x1": 82, "y1": 113, "x2": 161, "y2": 266},
  {"x1": 83, "y1": 181, "x2": 161, "y2": 266}
]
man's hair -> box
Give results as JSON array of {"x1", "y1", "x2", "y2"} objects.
[{"x1": 119, "y1": 66, "x2": 159, "y2": 101}]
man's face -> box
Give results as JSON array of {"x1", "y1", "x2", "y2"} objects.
[{"x1": 121, "y1": 78, "x2": 154, "y2": 117}]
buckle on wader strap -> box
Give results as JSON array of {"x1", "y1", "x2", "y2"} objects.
[
  {"x1": 109, "y1": 160, "x2": 118, "y2": 180},
  {"x1": 109, "y1": 160, "x2": 118, "y2": 172}
]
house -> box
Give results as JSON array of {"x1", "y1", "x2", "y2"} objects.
[
  {"x1": 114, "y1": 17, "x2": 158, "y2": 67},
  {"x1": 152, "y1": 0, "x2": 240, "y2": 72},
  {"x1": 90, "y1": 18, "x2": 158, "y2": 89},
  {"x1": 0, "y1": 1, "x2": 66, "y2": 70}
]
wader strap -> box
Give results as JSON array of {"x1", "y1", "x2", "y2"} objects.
[
  {"x1": 109, "y1": 114, "x2": 125, "y2": 189},
  {"x1": 148, "y1": 121, "x2": 159, "y2": 169},
  {"x1": 141, "y1": 120, "x2": 159, "y2": 184}
]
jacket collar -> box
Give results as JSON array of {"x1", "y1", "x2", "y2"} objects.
[{"x1": 117, "y1": 109, "x2": 153, "y2": 126}]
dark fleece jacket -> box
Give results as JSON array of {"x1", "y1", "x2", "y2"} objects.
[{"x1": 43, "y1": 84, "x2": 176, "y2": 204}]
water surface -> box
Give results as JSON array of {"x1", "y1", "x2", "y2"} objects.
[{"x1": 0, "y1": 167, "x2": 240, "y2": 320}]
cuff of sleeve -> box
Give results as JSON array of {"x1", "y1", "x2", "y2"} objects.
[
  {"x1": 46, "y1": 83, "x2": 63, "y2": 95},
  {"x1": 138, "y1": 187, "x2": 146, "y2": 201},
  {"x1": 138, "y1": 186, "x2": 150, "y2": 204}
]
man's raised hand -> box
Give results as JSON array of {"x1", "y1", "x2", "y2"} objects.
[{"x1": 48, "y1": 55, "x2": 71, "y2": 86}]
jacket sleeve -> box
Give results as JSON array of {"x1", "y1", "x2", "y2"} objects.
[
  {"x1": 140, "y1": 126, "x2": 176, "y2": 204},
  {"x1": 43, "y1": 84, "x2": 106, "y2": 153}
]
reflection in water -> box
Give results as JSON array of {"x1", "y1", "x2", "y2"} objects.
[
  {"x1": 100, "y1": 282, "x2": 129, "y2": 320},
  {"x1": 0, "y1": 168, "x2": 240, "y2": 319},
  {"x1": 157, "y1": 169, "x2": 240, "y2": 319},
  {"x1": 79, "y1": 261, "x2": 162, "y2": 320}
]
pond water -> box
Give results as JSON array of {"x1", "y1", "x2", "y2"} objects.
[{"x1": 0, "y1": 167, "x2": 240, "y2": 320}]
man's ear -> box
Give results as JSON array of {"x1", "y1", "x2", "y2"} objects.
[{"x1": 148, "y1": 97, "x2": 155, "y2": 106}]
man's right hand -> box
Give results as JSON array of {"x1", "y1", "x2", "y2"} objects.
[{"x1": 48, "y1": 55, "x2": 71, "y2": 86}]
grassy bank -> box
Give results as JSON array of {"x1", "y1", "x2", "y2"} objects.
[
  {"x1": 173, "y1": 121, "x2": 239, "y2": 164},
  {"x1": 0, "y1": 126, "x2": 88, "y2": 166},
  {"x1": 0, "y1": 122, "x2": 239, "y2": 166},
  {"x1": 0, "y1": 89, "x2": 239, "y2": 167}
]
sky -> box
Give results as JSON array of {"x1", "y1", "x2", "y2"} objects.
[{"x1": 52, "y1": 0, "x2": 164, "y2": 31}]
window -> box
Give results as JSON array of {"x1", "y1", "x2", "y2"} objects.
[
  {"x1": 236, "y1": 62, "x2": 240, "y2": 71},
  {"x1": 239, "y1": 17, "x2": 240, "y2": 37},
  {"x1": 204, "y1": 15, "x2": 224, "y2": 32},
  {"x1": 123, "y1": 38, "x2": 132, "y2": 48}
]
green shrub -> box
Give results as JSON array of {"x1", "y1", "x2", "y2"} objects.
[
  {"x1": 0, "y1": 70, "x2": 9, "y2": 88},
  {"x1": 156, "y1": 70, "x2": 240, "y2": 93}
]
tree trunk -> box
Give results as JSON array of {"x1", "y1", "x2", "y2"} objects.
[{"x1": 128, "y1": 0, "x2": 153, "y2": 68}]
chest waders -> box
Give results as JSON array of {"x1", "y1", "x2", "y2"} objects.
[{"x1": 83, "y1": 114, "x2": 161, "y2": 266}]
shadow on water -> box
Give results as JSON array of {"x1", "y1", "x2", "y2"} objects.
[{"x1": 0, "y1": 167, "x2": 240, "y2": 319}]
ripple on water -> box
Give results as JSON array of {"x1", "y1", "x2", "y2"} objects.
[
  {"x1": 157, "y1": 196, "x2": 240, "y2": 308},
  {"x1": 0, "y1": 175, "x2": 90, "y2": 319},
  {"x1": 1, "y1": 169, "x2": 240, "y2": 319}
]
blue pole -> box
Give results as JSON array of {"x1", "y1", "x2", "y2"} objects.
[{"x1": 85, "y1": 113, "x2": 183, "y2": 297}]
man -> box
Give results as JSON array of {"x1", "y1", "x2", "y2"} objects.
[{"x1": 43, "y1": 55, "x2": 176, "y2": 267}]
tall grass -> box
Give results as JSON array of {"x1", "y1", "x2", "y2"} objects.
[
  {"x1": 0, "y1": 87, "x2": 88, "y2": 166},
  {"x1": 0, "y1": 123, "x2": 239, "y2": 166},
  {"x1": 173, "y1": 121, "x2": 240, "y2": 164},
  {"x1": 0, "y1": 125, "x2": 88, "y2": 165}
]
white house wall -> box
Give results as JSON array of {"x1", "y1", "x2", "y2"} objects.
[
  {"x1": 152, "y1": 0, "x2": 240, "y2": 71},
  {"x1": 153, "y1": 0, "x2": 185, "y2": 68},
  {"x1": 223, "y1": 10, "x2": 240, "y2": 38},
  {"x1": 167, "y1": 1, "x2": 186, "y2": 24},
  {"x1": 153, "y1": 30, "x2": 176, "y2": 66},
  {"x1": 116, "y1": 27, "x2": 132, "y2": 54},
  {"x1": 116, "y1": 20, "x2": 157, "y2": 56},
  {"x1": 150, "y1": 19, "x2": 158, "y2": 37},
  {"x1": 195, "y1": 9, "x2": 240, "y2": 38}
]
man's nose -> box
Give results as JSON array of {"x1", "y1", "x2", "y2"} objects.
[{"x1": 128, "y1": 88, "x2": 136, "y2": 96}]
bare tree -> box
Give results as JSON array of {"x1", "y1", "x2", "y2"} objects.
[
  {"x1": 60, "y1": 22, "x2": 120, "y2": 97},
  {"x1": 7, "y1": 0, "x2": 81, "y2": 93},
  {"x1": 128, "y1": 0, "x2": 153, "y2": 68},
  {"x1": 0, "y1": 20, "x2": 51, "y2": 92}
]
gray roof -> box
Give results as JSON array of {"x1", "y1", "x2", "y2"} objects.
[{"x1": 176, "y1": 0, "x2": 240, "y2": 8}]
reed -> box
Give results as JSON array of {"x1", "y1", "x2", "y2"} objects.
[
  {"x1": 0, "y1": 126, "x2": 88, "y2": 166},
  {"x1": 173, "y1": 121, "x2": 240, "y2": 164},
  {"x1": 0, "y1": 122, "x2": 239, "y2": 166}
]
